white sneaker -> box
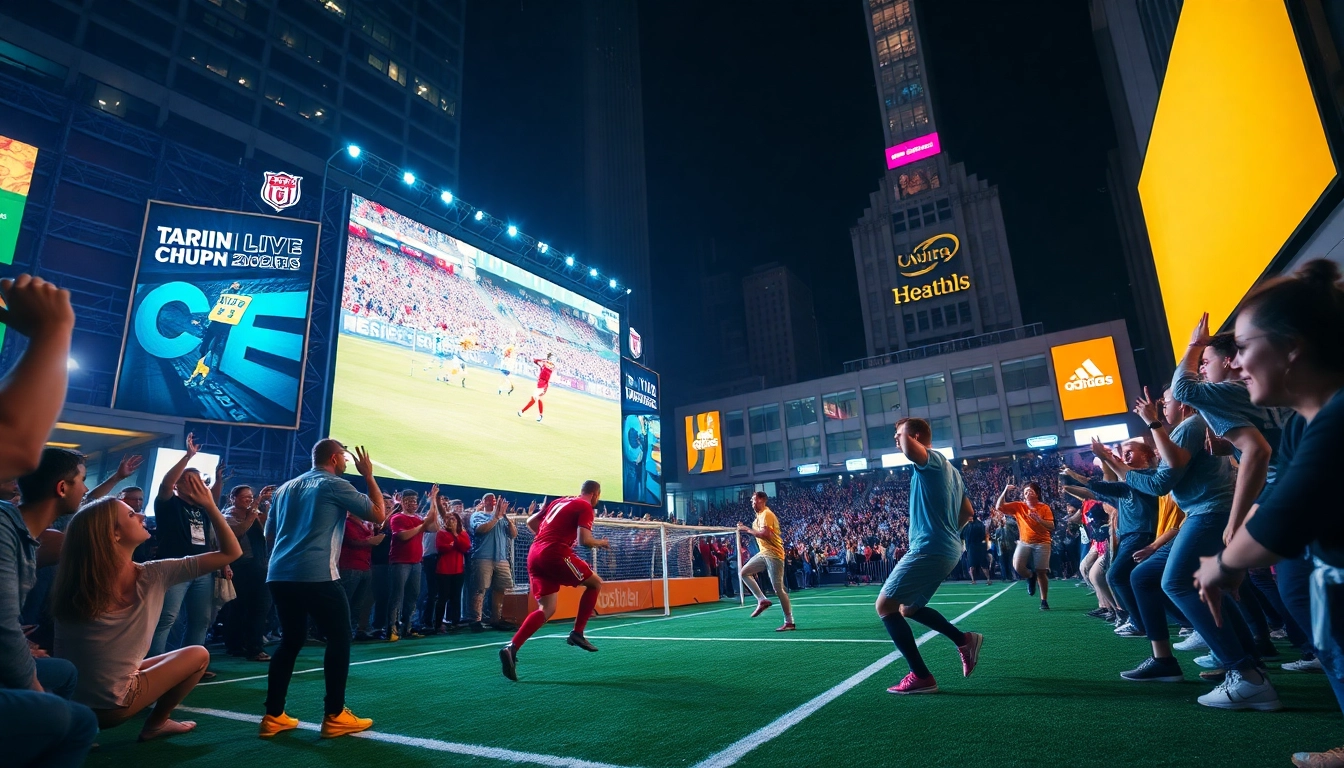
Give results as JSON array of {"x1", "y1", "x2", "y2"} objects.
[
  {"x1": 1178, "y1": 627, "x2": 1194, "y2": 637},
  {"x1": 1174, "y1": 632, "x2": 1208, "y2": 651},
  {"x1": 1281, "y1": 657, "x2": 1324, "y2": 673},
  {"x1": 1113, "y1": 621, "x2": 1137, "y2": 634},
  {"x1": 1270, "y1": 628, "x2": 1289, "y2": 641},
  {"x1": 1196, "y1": 669, "x2": 1281, "y2": 711},
  {"x1": 1194, "y1": 653, "x2": 1222, "y2": 669}
]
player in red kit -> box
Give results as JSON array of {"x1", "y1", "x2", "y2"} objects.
[
  {"x1": 499, "y1": 480, "x2": 608, "y2": 681},
  {"x1": 516, "y1": 352, "x2": 556, "y2": 423}
]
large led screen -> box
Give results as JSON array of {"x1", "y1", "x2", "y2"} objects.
[
  {"x1": 1050, "y1": 336, "x2": 1127, "y2": 422},
  {"x1": 0, "y1": 135, "x2": 37, "y2": 352},
  {"x1": 112, "y1": 201, "x2": 320, "y2": 427},
  {"x1": 331, "y1": 195, "x2": 622, "y2": 495}
]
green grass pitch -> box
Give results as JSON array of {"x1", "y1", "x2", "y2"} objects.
[
  {"x1": 84, "y1": 581, "x2": 1340, "y2": 768},
  {"x1": 330, "y1": 334, "x2": 622, "y2": 494}
]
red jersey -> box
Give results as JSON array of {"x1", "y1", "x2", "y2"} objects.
[
  {"x1": 388, "y1": 512, "x2": 426, "y2": 564},
  {"x1": 534, "y1": 358, "x2": 556, "y2": 387},
  {"x1": 533, "y1": 497, "x2": 595, "y2": 549},
  {"x1": 337, "y1": 516, "x2": 375, "y2": 571}
]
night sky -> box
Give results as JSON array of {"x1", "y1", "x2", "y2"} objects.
[{"x1": 460, "y1": 1, "x2": 1134, "y2": 417}]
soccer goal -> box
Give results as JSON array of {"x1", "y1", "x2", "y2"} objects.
[{"x1": 507, "y1": 518, "x2": 739, "y2": 617}]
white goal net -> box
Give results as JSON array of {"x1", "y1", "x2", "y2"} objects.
[{"x1": 507, "y1": 517, "x2": 739, "y2": 616}]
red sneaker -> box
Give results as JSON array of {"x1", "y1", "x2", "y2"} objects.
[
  {"x1": 957, "y1": 632, "x2": 983, "y2": 678},
  {"x1": 750, "y1": 599, "x2": 772, "y2": 618},
  {"x1": 775, "y1": 622, "x2": 796, "y2": 632},
  {"x1": 887, "y1": 672, "x2": 938, "y2": 695}
]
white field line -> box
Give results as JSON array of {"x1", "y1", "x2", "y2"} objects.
[
  {"x1": 176, "y1": 706, "x2": 639, "y2": 768},
  {"x1": 789, "y1": 601, "x2": 977, "y2": 607},
  {"x1": 372, "y1": 459, "x2": 415, "y2": 479},
  {"x1": 202, "y1": 604, "x2": 747, "y2": 687},
  {"x1": 690, "y1": 582, "x2": 1015, "y2": 768},
  {"x1": 587, "y1": 636, "x2": 890, "y2": 644}
]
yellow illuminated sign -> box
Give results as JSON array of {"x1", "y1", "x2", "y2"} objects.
[
  {"x1": 1139, "y1": 1, "x2": 1336, "y2": 359},
  {"x1": 891, "y1": 273, "x2": 970, "y2": 305},
  {"x1": 684, "y1": 411, "x2": 723, "y2": 474},
  {"x1": 897, "y1": 233, "x2": 959, "y2": 278},
  {"x1": 1050, "y1": 337, "x2": 1127, "y2": 421}
]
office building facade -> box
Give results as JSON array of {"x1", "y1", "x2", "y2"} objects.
[{"x1": 741, "y1": 264, "x2": 823, "y2": 388}]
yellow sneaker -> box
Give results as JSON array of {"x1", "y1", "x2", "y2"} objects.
[
  {"x1": 387, "y1": 629, "x2": 400, "y2": 643},
  {"x1": 321, "y1": 708, "x2": 373, "y2": 738},
  {"x1": 258, "y1": 712, "x2": 299, "y2": 738}
]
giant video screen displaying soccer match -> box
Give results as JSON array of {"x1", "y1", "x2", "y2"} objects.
[{"x1": 329, "y1": 194, "x2": 623, "y2": 497}]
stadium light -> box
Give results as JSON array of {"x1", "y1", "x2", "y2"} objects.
[
  {"x1": 402, "y1": 171, "x2": 415, "y2": 185},
  {"x1": 608, "y1": 278, "x2": 617, "y2": 289},
  {"x1": 346, "y1": 144, "x2": 361, "y2": 158},
  {"x1": 589, "y1": 268, "x2": 598, "y2": 277},
  {"x1": 507, "y1": 225, "x2": 518, "y2": 237},
  {"x1": 565, "y1": 256, "x2": 574, "y2": 266},
  {"x1": 440, "y1": 190, "x2": 453, "y2": 204},
  {"x1": 626, "y1": 288, "x2": 632, "y2": 294},
  {"x1": 537, "y1": 242, "x2": 549, "y2": 254},
  {"x1": 67, "y1": 357, "x2": 80, "y2": 371},
  {"x1": 474, "y1": 210, "x2": 485, "y2": 221}
]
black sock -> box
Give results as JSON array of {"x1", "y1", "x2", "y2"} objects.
[
  {"x1": 881, "y1": 612, "x2": 930, "y2": 678},
  {"x1": 907, "y1": 606, "x2": 966, "y2": 646}
]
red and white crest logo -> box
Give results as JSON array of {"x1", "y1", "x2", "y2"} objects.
[
  {"x1": 628, "y1": 328, "x2": 642, "y2": 359},
  {"x1": 260, "y1": 171, "x2": 302, "y2": 212}
]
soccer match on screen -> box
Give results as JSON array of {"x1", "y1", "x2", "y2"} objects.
[{"x1": 1, "y1": 2, "x2": 1343, "y2": 768}]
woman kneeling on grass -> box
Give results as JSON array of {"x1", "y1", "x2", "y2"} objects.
[{"x1": 51, "y1": 471, "x2": 241, "y2": 741}]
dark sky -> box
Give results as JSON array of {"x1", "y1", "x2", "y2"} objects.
[{"x1": 460, "y1": 1, "x2": 1133, "y2": 415}]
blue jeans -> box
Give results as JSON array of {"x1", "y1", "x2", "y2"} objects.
[
  {"x1": 1107, "y1": 532, "x2": 1154, "y2": 633},
  {"x1": 0, "y1": 687, "x2": 98, "y2": 768},
  {"x1": 35, "y1": 658, "x2": 78, "y2": 699},
  {"x1": 151, "y1": 572, "x2": 214, "y2": 656},
  {"x1": 387, "y1": 562, "x2": 422, "y2": 633},
  {"x1": 1132, "y1": 541, "x2": 1175, "y2": 642},
  {"x1": 1277, "y1": 552, "x2": 1317, "y2": 657},
  {"x1": 1162, "y1": 514, "x2": 1254, "y2": 671}
]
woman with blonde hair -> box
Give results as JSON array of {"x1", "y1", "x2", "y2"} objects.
[{"x1": 52, "y1": 470, "x2": 240, "y2": 740}]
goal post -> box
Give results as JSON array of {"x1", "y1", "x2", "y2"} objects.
[{"x1": 506, "y1": 517, "x2": 738, "y2": 618}]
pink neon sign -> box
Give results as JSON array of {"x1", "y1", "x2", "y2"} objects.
[{"x1": 885, "y1": 132, "x2": 941, "y2": 169}]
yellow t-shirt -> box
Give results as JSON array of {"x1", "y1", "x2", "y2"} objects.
[
  {"x1": 754, "y1": 508, "x2": 785, "y2": 560},
  {"x1": 1156, "y1": 495, "x2": 1185, "y2": 536}
]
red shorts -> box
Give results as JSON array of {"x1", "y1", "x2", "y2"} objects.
[{"x1": 528, "y1": 544, "x2": 593, "y2": 599}]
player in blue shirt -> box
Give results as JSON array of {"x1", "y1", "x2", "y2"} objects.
[{"x1": 877, "y1": 417, "x2": 983, "y2": 695}]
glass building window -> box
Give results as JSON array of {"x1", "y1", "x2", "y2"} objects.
[
  {"x1": 936, "y1": 197, "x2": 952, "y2": 221},
  {"x1": 789, "y1": 435, "x2": 821, "y2": 460},
  {"x1": 277, "y1": 22, "x2": 326, "y2": 65},
  {"x1": 263, "y1": 78, "x2": 329, "y2": 122},
  {"x1": 930, "y1": 415, "x2": 953, "y2": 442},
  {"x1": 180, "y1": 35, "x2": 257, "y2": 89},
  {"x1": 1001, "y1": 356, "x2": 1050, "y2": 392},
  {"x1": 365, "y1": 51, "x2": 406, "y2": 85},
  {"x1": 903, "y1": 313, "x2": 916, "y2": 335},
  {"x1": 826, "y1": 430, "x2": 863, "y2": 455},
  {"x1": 1009, "y1": 402, "x2": 1057, "y2": 431},
  {"x1": 862, "y1": 382, "x2": 901, "y2": 415},
  {"x1": 931, "y1": 306, "x2": 944, "y2": 328},
  {"x1": 867, "y1": 424, "x2": 897, "y2": 451},
  {"x1": 905, "y1": 373, "x2": 947, "y2": 408},
  {"x1": 917, "y1": 310, "x2": 929, "y2": 331},
  {"x1": 958, "y1": 410, "x2": 1003, "y2": 438},
  {"x1": 951, "y1": 365, "x2": 997, "y2": 400},
  {"x1": 729, "y1": 446, "x2": 748, "y2": 469},
  {"x1": 958, "y1": 301, "x2": 972, "y2": 324},
  {"x1": 784, "y1": 397, "x2": 818, "y2": 428},
  {"x1": 822, "y1": 390, "x2": 859, "y2": 420},
  {"x1": 753, "y1": 441, "x2": 784, "y2": 464},
  {"x1": 748, "y1": 404, "x2": 781, "y2": 433},
  {"x1": 726, "y1": 411, "x2": 745, "y2": 438},
  {"x1": 208, "y1": 0, "x2": 248, "y2": 20}
]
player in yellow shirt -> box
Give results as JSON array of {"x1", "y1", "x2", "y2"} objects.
[
  {"x1": 186, "y1": 282, "x2": 250, "y2": 388},
  {"x1": 737, "y1": 491, "x2": 795, "y2": 631}
]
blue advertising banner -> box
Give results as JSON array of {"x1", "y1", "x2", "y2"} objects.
[
  {"x1": 621, "y1": 358, "x2": 662, "y2": 506},
  {"x1": 112, "y1": 200, "x2": 320, "y2": 427}
]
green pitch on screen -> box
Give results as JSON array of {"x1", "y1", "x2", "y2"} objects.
[{"x1": 0, "y1": 187, "x2": 29, "y2": 351}]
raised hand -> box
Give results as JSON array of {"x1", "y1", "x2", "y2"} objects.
[
  {"x1": 1189, "y1": 312, "x2": 1212, "y2": 348},
  {"x1": 352, "y1": 445, "x2": 374, "y2": 476},
  {"x1": 117, "y1": 454, "x2": 144, "y2": 479},
  {"x1": 1004, "y1": 484, "x2": 1016, "y2": 495},
  {"x1": 1133, "y1": 386, "x2": 1159, "y2": 424},
  {"x1": 185, "y1": 432, "x2": 201, "y2": 458},
  {"x1": 179, "y1": 471, "x2": 214, "y2": 508},
  {"x1": 0, "y1": 274, "x2": 74, "y2": 338},
  {"x1": 259, "y1": 485, "x2": 276, "y2": 503}
]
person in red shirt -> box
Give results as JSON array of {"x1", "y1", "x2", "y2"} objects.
[
  {"x1": 516, "y1": 352, "x2": 556, "y2": 423},
  {"x1": 432, "y1": 502, "x2": 472, "y2": 632},
  {"x1": 499, "y1": 480, "x2": 609, "y2": 680},
  {"x1": 385, "y1": 486, "x2": 439, "y2": 641},
  {"x1": 698, "y1": 538, "x2": 718, "y2": 576},
  {"x1": 337, "y1": 513, "x2": 385, "y2": 641}
]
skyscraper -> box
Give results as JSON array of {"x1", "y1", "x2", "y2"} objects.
[
  {"x1": 583, "y1": 0, "x2": 655, "y2": 364},
  {"x1": 850, "y1": 0, "x2": 1024, "y2": 358},
  {"x1": 742, "y1": 264, "x2": 823, "y2": 388}
]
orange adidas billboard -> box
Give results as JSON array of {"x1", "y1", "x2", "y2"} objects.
[
  {"x1": 684, "y1": 411, "x2": 723, "y2": 474},
  {"x1": 1050, "y1": 337, "x2": 1127, "y2": 421}
]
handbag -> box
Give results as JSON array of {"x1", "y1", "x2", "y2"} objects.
[{"x1": 214, "y1": 574, "x2": 238, "y2": 606}]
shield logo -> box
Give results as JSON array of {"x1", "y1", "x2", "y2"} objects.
[
  {"x1": 260, "y1": 172, "x2": 302, "y2": 212},
  {"x1": 628, "y1": 327, "x2": 642, "y2": 359}
]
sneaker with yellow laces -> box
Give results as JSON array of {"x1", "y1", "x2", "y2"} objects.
[
  {"x1": 321, "y1": 708, "x2": 373, "y2": 738},
  {"x1": 258, "y1": 712, "x2": 299, "y2": 738}
]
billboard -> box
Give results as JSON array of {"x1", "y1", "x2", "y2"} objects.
[
  {"x1": 885, "y1": 131, "x2": 941, "y2": 170},
  {"x1": 684, "y1": 411, "x2": 723, "y2": 474},
  {"x1": 330, "y1": 194, "x2": 622, "y2": 496},
  {"x1": 1139, "y1": 1, "x2": 1335, "y2": 358},
  {"x1": 0, "y1": 135, "x2": 38, "y2": 351},
  {"x1": 112, "y1": 201, "x2": 319, "y2": 427},
  {"x1": 1050, "y1": 336, "x2": 1127, "y2": 421},
  {"x1": 621, "y1": 358, "x2": 661, "y2": 506}
]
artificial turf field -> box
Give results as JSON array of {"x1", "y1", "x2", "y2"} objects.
[
  {"x1": 329, "y1": 334, "x2": 622, "y2": 493},
  {"x1": 85, "y1": 580, "x2": 1340, "y2": 768}
]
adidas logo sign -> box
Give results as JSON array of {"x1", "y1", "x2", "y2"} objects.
[{"x1": 1064, "y1": 359, "x2": 1114, "y2": 391}]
